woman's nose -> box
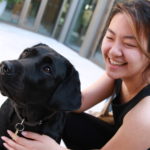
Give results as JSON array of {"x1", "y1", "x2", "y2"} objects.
[{"x1": 108, "y1": 41, "x2": 123, "y2": 57}]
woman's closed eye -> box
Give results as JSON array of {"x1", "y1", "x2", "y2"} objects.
[
  {"x1": 124, "y1": 43, "x2": 137, "y2": 48},
  {"x1": 106, "y1": 36, "x2": 114, "y2": 41}
]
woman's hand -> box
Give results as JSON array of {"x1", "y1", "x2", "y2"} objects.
[{"x1": 1, "y1": 130, "x2": 67, "y2": 150}]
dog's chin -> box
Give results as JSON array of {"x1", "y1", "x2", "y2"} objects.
[
  {"x1": 0, "y1": 88, "x2": 9, "y2": 97},
  {"x1": 0, "y1": 90, "x2": 7, "y2": 96},
  {"x1": 0, "y1": 90, "x2": 16, "y2": 101}
]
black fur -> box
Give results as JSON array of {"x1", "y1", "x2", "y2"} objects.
[{"x1": 0, "y1": 44, "x2": 81, "y2": 150}]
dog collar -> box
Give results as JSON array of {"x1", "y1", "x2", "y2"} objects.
[{"x1": 13, "y1": 103, "x2": 56, "y2": 127}]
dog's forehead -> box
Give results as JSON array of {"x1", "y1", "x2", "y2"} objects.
[
  {"x1": 35, "y1": 46, "x2": 55, "y2": 54},
  {"x1": 34, "y1": 46, "x2": 67, "y2": 63},
  {"x1": 20, "y1": 44, "x2": 68, "y2": 65},
  {"x1": 35, "y1": 46, "x2": 59, "y2": 56}
]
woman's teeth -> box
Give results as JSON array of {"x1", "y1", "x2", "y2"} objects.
[{"x1": 109, "y1": 59, "x2": 126, "y2": 66}]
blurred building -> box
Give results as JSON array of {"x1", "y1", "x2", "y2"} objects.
[{"x1": 0, "y1": 0, "x2": 124, "y2": 67}]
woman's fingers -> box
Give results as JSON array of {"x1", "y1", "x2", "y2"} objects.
[
  {"x1": 6, "y1": 130, "x2": 39, "y2": 149},
  {"x1": 21, "y1": 130, "x2": 45, "y2": 141},
  {"x1": 3, "y1": 142, "x2": 15, "y2": 150},
  {"x1": 1, "y1": 130, "x2": 66, "y2": 150},
  {"x1": 2, "y1": 130, "x2": 42, "y2": 150},
  {"x1": 1, "y1": 136, "x2": 24, "y2": 150}
]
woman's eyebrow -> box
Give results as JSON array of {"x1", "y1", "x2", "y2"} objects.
[
  {"x1": 107, "y1": 28, "x2": 115, "y2": 35},
  {"x1": 123, "y1": 35, "x2": 136, "y2": 40},
  {"x1": 107, "y1": 28, "x2": 136, "y2": 40}
]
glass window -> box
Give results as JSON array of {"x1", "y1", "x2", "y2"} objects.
[
  {"x1": 92, "y1": 0, "x2": 125, "y2": 68},
  {"x1": 38, "y1": 0, "x2": 63, "y2": 36},
  {"x1": 65, "y1": 0, "x2": 97, "y2": 51},
  {"x1": 24, "y1": 0, "x2": 41, "y2": 28},
  {"x1": 53, "y1": 0, "x2": 71, "y2": 39},
  {"x1": 0, "y1": 0, "x2": 25, "y2": 24}
]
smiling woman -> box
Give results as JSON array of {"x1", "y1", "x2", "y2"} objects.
[{"x1": 101, "y1": 12, "x2": 149, "y2": 81}]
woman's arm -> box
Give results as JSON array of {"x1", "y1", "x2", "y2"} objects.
[
  {"x1": 101, "y1": 96, "x2": 150, "y2": 150},
  {"x1": 76, "y1": 72, "x2": 115, "y2": 112}
]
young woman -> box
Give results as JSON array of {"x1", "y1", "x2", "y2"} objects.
[{"x1": 1, "y1": 0, "x2": 150, "y2": 149}]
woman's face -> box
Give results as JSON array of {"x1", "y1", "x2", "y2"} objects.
[{"x1": 101, "y1": 13, "x2": 149, "y2": 80}]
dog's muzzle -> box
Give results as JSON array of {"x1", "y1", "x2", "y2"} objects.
[{"x1": 0, "y1": 61, "x2": 14, "y2": 76}]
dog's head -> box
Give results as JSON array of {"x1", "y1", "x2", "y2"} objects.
[{"x1": 0, "y1": 44, "x2": 81, "y2": 113}]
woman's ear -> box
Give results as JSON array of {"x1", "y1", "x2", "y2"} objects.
[{"x1": 49, "y1": 63, "x2": 81, "y2": 111}]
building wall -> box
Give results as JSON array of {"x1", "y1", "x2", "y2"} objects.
[{"x1": 0, "y1": 0, "x2": 124, "y2": 67}]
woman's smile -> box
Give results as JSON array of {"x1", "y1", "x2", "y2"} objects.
[
  {"x1": 105, "y1": 57, "x2": 128, "y2": 71},
  {"x1": 109, "y1": 58, "x2": 127, "y2": 66}
]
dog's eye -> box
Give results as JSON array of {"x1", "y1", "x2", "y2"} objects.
[
  {"x1": 43, "y1": 66, "x2": 52, "y2": 74},
  {"x1": 22, "y1": 50, "x2": 30, "y2": 58}
]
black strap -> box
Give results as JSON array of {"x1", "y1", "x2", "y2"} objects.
[
  {"x1": 113, "y1": 83, "x2": 150, "y2": 128},
  {"x1": 119, "y1": 84, "x2": 150, "y2": 122}
]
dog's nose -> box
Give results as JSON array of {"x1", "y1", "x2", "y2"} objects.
[{"x1": 0, "y1": 61, "x2": 13, "y2": 75}]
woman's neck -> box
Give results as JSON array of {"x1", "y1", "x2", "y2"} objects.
[{"x1": 121, "y1": 76, "x2": 148, "y2": 103}]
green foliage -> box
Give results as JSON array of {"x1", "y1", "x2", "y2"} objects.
[{"x1": 0, "y1": 0, "x2": 23, "y2": 3}]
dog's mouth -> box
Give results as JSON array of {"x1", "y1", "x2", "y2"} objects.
[
  {"x1": 0, "y1": 61, "x2": 24, "y2": 99},
  {"x1": 0, "y1": 77, "x2": 14, "y2": 97},
  {"x1": 0, "y1": 85, "x2": 12, "y2": 97},
  {"x1": 0, "y1": 79, "x2": 24, "y2": 101}
]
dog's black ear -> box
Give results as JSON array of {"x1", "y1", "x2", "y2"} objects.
[{"x1": 49, "y1": 63, "x2": 81, "y2": 111}]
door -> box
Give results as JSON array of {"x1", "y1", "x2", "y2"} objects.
[
  {"x1": 37, "y1": 0, "x2": 63, "y2": 36},
  {"x1": 0, "y1": 0, "x2": 66, "y2": 36},
  {"x1": 64, "y1": 0, "x2": 97, "y2": 51},
  {"x1": 20, "y1": 0, "x2": 63, "y2": 34},
  {"x1": 0, "y1": 0, "x2": 25, "y2": 24},
  {"x1": 19, "y1": 0, "x2": 47, "y2": 30}
]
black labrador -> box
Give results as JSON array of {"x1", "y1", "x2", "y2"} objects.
[{"x1": 0, "y1": 43, "x2": 81, "y2": 150}]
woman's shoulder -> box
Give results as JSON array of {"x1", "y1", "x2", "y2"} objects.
[
  {"x1": 124, "y1": 96, "x2": 150, "y2": 129},
  {"x1": 101, "y1": 96, "x2": 150, "y2": 149},
  {"x1": 119, "y1": 96, "x2": 150, "y2": 148}
]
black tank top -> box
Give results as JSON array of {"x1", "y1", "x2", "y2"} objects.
[
  {"x1": 110, "y1": 80, "x2": 150, "y2": 150},
  {"x1": 112, "y1": 80, "x2": 150, "y2": 130}
]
